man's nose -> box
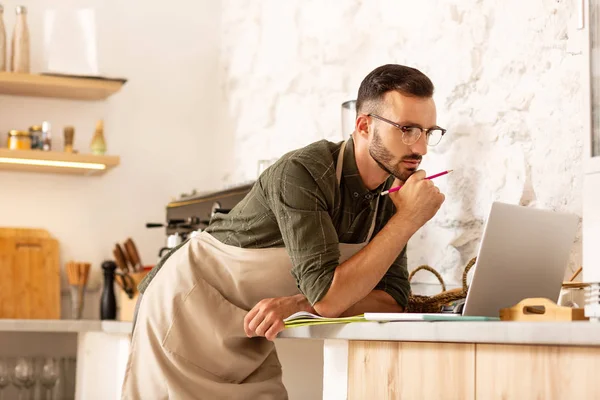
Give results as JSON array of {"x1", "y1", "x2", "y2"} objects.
[{"x1": 410, "y1": 132, "x2": 428, "y2": 156}]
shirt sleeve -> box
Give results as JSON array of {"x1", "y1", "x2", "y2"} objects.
[
  {"x1": 373, "y1": 246, "x2": 410, "y2": 308},
  {"x1": 264, "y1": 157, "x2": 340, "y2": 306}
]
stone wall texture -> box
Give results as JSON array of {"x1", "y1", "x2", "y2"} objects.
[{"x1": 218, "y1": 0, "x2": 584, "y2": 286}]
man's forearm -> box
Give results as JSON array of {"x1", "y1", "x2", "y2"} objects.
[
  {"x1": 339, "y1": 290, "x2": 403, "y2": 317},
  {"x1": 314, "y1": 213, "x2": 418, "y2": 317}
]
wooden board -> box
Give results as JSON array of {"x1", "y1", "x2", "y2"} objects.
[
  {"x1": 0, "y1": 149, "x2": 119, "y2": 176},
  {"x1": 476, "y1": 344, "x2": 600, "y2": 399},
  {"x1": 499, "y1": 297, "x2": 588, "y2": 321},
  {"x1": 0, "y1": 228, "x2": 49, "y2": 238},
  {"x1": 0, "y1": 71, "x2": 125, "y2": 100},
  {"x1": 0, "y1": 229, "x2": 61, "y2": 319},
  {"x1": 348, "y1": 341, "x2": 475, "y2": 400}
]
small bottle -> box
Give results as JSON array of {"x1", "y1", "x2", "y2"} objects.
[
  {"x1": 63, "y1": 126, "x2": 75, "y2": 153},
  {"x1": 100, "y1": 261, "x2": 117, "y2": 320},
  {"x1": 0, "y1": 4, "x2": 6, "y2": 72},
  {"x1": 29, "y1": 125, "x2": 43, "y2": 150},
  {"x1": 11, "y1": 5, "x2": 30, "y2": 73},
  {"x1": 90, "y1": 120, "x2": 106, "y2": 155},
  {"x1": 41, "y1": 121, "x2": 52, "y2": 151}
]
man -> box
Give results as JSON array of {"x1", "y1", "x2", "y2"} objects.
[{"x1": 122, "y1": 64, "x2": 446, "y2": 399}]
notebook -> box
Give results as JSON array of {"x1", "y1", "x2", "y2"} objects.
[{"x1": 283, "y1": 311, "x2": 498, "y2": 328}]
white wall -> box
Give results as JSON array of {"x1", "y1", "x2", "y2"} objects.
[
  {"x1": 218, "y1": 0, "x2": 585, "y2": 287},
  {"x1": 0, "y1": 0, "x2": 221, "y2": 315}
]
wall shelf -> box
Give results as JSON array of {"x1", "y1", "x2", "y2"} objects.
[
  {"x1": 0, "y1": 149, "x2": 120, "y2": 176},
  {"x1": 0, "y1": 72, "x2": 126, "y2": 100}
]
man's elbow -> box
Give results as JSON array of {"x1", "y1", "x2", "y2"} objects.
[{"x1": 313, "y1": 301, "x2": 343, "y2": 318}]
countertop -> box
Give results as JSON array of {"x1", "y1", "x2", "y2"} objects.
[
  {"x1": 279, "y1": 321, "x2": 600, "y2": 346},
  {"x1": 0, "y1": 319, "x2": 133, "y2": 334},
  {"x1": 5, "y1": 319, "x2": 600, "y2": 347}
]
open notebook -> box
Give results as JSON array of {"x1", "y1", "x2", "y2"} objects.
[{"x1": 283, "y1": 311, "x2": 498, "y2": 328}]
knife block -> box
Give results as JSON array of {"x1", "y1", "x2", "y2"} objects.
[{"x1": 118, "y1": 271, "x2": 148, "y2": 322}]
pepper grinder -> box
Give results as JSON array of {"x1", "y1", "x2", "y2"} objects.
[{"x1": 100, "y1": 260, "x2": 117, "y2": 320}]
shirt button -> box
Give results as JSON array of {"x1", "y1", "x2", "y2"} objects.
[
  {"x1": 365, "y1": 193, "x2": 373, "y2": 200},
  {"x1": 353, "y1": 192, "x2": 359, "y2": 198}
]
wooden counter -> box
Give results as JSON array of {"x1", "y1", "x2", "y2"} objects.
[{"x1": 280, "y1": 321, "x2": 600, "y2": 399}]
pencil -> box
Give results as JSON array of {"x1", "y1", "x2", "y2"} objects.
[{"x1": 380, "y1": 170, "x2": 454, "y2": 196}]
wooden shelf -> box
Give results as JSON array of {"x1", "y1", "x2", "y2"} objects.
[
  {"x1": 0, "y1": 72, "x2": 126, "y2": 100},
  {"x1": 0, "y1": 149, "x2": 120, "y2": 176}
]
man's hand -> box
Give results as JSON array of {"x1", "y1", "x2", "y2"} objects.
[
  {"x1": 390, "y1": 170, "x2": 445, "y2": 229},
  {"x1": 244, "y1": 294, "x2": 313, "y2": 341}
]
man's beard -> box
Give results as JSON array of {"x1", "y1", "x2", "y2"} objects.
[{"x1": 369, "y1": 127, "x2": 422, "y2": 182}]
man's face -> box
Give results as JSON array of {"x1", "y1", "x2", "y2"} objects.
[{"x1": 368, "y1": 91, "x2": 437, "y2": 182}]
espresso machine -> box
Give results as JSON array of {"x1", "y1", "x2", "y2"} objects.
[{"x1": 146, "y1": 182, "x2": 255, "y2": 257}]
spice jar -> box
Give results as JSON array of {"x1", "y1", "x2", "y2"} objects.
[
  {"x1": 29, "y1": 125, "x2": 42, "y2": 150},
  {"x1": 8, "y1": 130, "x2": 31, "y2": 150}
]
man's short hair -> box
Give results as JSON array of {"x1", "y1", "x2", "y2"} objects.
[{"x1": 356, "y1": 64, "x2": 434, "y2": 115}]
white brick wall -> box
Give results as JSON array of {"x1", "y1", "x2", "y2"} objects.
[{"x1": 218, "y1": 0, "x2": 584, "y2": 286}]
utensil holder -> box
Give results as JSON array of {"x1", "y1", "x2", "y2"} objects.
[{"x1": 69, "y1": 286, "x2": 83, "y2": 320}]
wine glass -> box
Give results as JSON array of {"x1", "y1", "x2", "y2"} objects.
[
  {"x1": 12, "y1": 357, "x2": 35, "y2": 400},
  {"x1": 0, "y1": 358, "x2": 10, "y2": 400},
  {"x1": 40, "y1": 358, "x2": 59, "y2": 400}
]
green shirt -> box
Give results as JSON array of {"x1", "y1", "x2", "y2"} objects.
[{"x1": 141, "y1": 136, "x2": 410, "y2": 308}]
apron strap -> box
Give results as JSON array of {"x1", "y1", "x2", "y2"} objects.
[{"x1": 336, "y1": 139, "x2": 379, "y2": 243}]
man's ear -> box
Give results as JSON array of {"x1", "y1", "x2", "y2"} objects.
[{"x1": 355, "y1": 114, "x2": 370, "y2": 139}]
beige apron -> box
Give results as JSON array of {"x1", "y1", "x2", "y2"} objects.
[{"x1": 121, "y1": 140, "x2": 379, "y2": 400}]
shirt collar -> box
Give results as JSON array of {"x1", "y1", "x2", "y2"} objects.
[{"x1": 342, "y1": 135, "x2": 393, "y2": 199}]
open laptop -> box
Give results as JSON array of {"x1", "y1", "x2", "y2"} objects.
[
  {"x1": 458, "y1": 201, "x2": 579, "y2": 317},
  {"x1": 366, "y1": 201, "x2": 579, "y2": 321}
]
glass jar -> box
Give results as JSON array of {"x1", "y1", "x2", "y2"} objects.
[
  {"x1": 29, "y1": 125, "x2": 42, "y2": 150},
  {"x1": 558, "y1": 283, "x2": 588, "y2": 308},
  {"x1": 8, "y1": 130, "x2": 31, "y2": 150}
]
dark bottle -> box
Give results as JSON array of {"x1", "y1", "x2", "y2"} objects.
[{"x1": 100, "y1": 260, "x2": 117, "y2": 320}]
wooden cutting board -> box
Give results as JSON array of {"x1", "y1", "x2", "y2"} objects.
[{"x1": 0, "y1": 228, "x2": 61, "y2": 319}]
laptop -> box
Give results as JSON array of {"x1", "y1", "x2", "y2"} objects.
[
  {"x1": 365, "y1": 201, "x2": 579, "y2": 321},
  {"x1": 459, "y1": 201, "x2": 579, "y2": 317}
]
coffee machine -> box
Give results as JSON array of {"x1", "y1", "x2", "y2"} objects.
[{"x1": 146, "y1": 182, "x2": 254, "y2": 257}]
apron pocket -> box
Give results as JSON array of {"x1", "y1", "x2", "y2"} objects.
[{"x1": 162, "y1": 273, "x2": 275, "y2": 384}]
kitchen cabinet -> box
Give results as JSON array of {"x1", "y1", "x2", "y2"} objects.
[
  {"x1": 281, "y1": 321, "x2": 600, "y2": 400},
  {"x1": 348, "y1": 341, "x2": 475, "y2": 400},
  {"x1": 475, "y1": 344, "x2": 600, "y2": 399},
  {"x1": 0, "y1": 320, "x2": 132, "y2": 400},
  {"x1": 345, "y1": 340, "x2": 600, "y2": 399}
]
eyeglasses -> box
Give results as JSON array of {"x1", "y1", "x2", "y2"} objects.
[{"x1": 368, "y1": 113, "x2": 446, "y2": 146}]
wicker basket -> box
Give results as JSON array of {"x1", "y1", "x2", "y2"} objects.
[{"x1": 406, "y1": 257, "x2": 477, "y2": 313}]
